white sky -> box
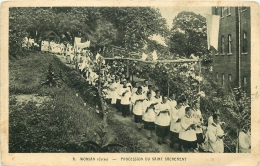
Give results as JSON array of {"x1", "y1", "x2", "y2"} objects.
[{"x1": 158, "y1": 7, "x2": 212, "y2": 29}]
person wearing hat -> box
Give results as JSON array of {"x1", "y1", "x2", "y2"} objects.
[
  {"x1": 154, "y1": 95, "x2": 171, "y2": 145},
  {"x1": 132, "y1": 86, "x2": 146, "y2": 129},
  {"x1": 119, "y1": 79, "x2": 131, "y2": 118},
  {"x1": 208, "y1": 110, "x2": 220, "y2": 127},
  {"x1": 205, "y1": 114, "x2": 225, "y2": 153}
]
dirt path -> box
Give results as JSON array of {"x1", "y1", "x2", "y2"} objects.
[{"x1": 54, "y1": 54, "x2": 177, "y2": 153}]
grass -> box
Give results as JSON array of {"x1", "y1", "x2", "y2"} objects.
[
  {"x1": 9, "y1": 51, "x2": 102, "y2": 152},
  {"x1": 9, "y1": 51, "x2": 160, "y2": 153}
]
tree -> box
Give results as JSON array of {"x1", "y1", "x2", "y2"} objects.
[
  {"x1": 99, "y1": 7, "x2": 168, "y2": 52},
  {"x1": 168, "y1": 11, "x2": 209, "y2": 59},
  {"x1": 9, "y1": 8, "x2": 34, "y2": 57}
]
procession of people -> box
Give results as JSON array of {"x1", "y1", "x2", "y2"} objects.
[{"x1": 57, "y1": 46, "x2": 225, "y2": 153}]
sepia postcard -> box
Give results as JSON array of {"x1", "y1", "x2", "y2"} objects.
[{"x1": 1, "y1": 0, "x2": 260, "y2": 165}]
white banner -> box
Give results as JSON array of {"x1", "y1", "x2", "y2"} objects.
[
  {"x1": 206, "y1": 14, "x2": 220, "y2": 50},
  {"x1": 41, "y1": 41, "x2": 49, "y2": 52}
]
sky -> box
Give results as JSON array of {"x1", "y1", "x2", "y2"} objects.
[{"x1": 158, "y1": 7, "x2": 212, "y2": 29}]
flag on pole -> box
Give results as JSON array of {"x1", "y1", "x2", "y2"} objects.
[
  {"x1": 152, "y1": 50, "x2": 158, "y2": 61},
  {"x1": 77, "y1": 40, "x2": 90, "y2": 48},
  {"x1": 206, "y1": 14, "x2": 220, "y2": 50},
  {"x1": 141, "y1": 52, "x2": 148, "y2": 61},
  {"x1": 74, "y1": 37, "x2": 81, "y2": 46}
]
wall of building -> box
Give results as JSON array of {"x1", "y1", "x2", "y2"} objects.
[
  {"x1": 211, "y1": 7, "x2": 251, "y2": 94},
  {"x1": 240, "y1": 8, "x2": 251, "y2": 94}
]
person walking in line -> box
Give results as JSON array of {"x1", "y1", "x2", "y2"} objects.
[
  {"x1": 169, "y1": 99, "x2": 183, "y2": 151},
  {"x1": 179, "y1": 107, "x2": 197, "y2": 152},
  {"x1": 147, "y1": 85, "x2": 156, "y2": 97},
  {"x1": 205, "y1": 114, "x2": 225, "y2": 153},
  {"x1": 111, "y1": 76, "x2": 120, "y2": 105},
  {"x1": 119, "y1": 79, "x2": 131, "y2": 118},
  {"x1": 154, "y1": 95, "x2": 171, "y2": 145},
  {"x1": 132, "y1": 87, "x2": 146, "y2": 129},
  {"x1": 167, "y1": 93, "x2": 177, "y2": 109},
  {"x1": 131, "y1": 82, "x2": 138, "y2": 96},
  {"x1": 116, "y1": 76, "x2": 123, "y2": 112},
  {"x1": 142, "y1": 92, "x2": 158, "y2": 139},
  {"x1": 191, "y1": 100, "x2": 205, "y2": 152},
  {"x1": 153, "y1": 90, "x2": 162, "y2": 103},
  {"x1": 141, "y1": 80, "x2": 149, "y2": 95}
]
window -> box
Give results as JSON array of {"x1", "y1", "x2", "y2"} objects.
[
  {"x1": 227, "y1": 7, "x2": 231, "y2": 15},
  {"x1": 241, "y1": 7, "x2": 247, "y2": 11},
  {"x1": 242, "y1": 31, "x2": 248, "y2": 53},
  {"x1": 221, "y1": 7, "x2": 224, "y2": 17},
  {"x1": 221, "y1": 35, "x2": 225, "y2": 54},
  {"x1": 216, "y1": 72, "x2": 219, "y2": 82},
  {"x1": 228, "y1": 74, "x2": 232, "y2": 82},
  {"x1": 243, "y1": 76, "x2": 247, "y2": 90},
  {"x1": 215, "y1": 7, "x2": 218, "y2": 15},
  {"x1": 222, "y1": 73, "x2": 225, "y2": 86},
  {"x1": 228, "y1": 34, "x2": 232, "y2": 54}
]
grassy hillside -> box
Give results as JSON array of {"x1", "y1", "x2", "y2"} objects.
[
  {"x1": 9, "y1": 51, "x2": 105, "y2": 152},
  {"x1": 9, "y1": 51, "x2": 160, "y2": 153}
]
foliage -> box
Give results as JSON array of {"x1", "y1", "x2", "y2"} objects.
[
  {"x1": 100, "y1": 7, "x2": 168, "y2": 52},
  {"x1": 9, "y1": 7, "x2": 168, "y2": 57},
  {"x1": 9, "y1": 51, "x2": 101, "y2": 152},
  {"x1": 81, "y1": 122, "x2": 124, "y2": 152},
  {"x1": 41, "y1": 62, "x2": 64, "y2": 87},
  {"x1": 167, "y1": 11, "x2": 209, "y2": 59}
]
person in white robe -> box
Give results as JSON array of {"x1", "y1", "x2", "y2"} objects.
[
  {"x1": 191, "y1": 100, "x2": 204, "y2": 151},
  {"x1": 110, "y1": 76, "x2": 120, "y2": 105},
  {"x1": 119, "y1": 79, "x2": 131, "y2": 118},
  {"x1": 179, "y1": 107, "x2": 197, "y2": 152},
  {"x1": 167, "y1": 93, "x2": 177, "y2": 110},
  {"x1": 205, "y1": 114, "x2": 225, "y2": 153},
  {"x1": 169, "y1": 99, "x2": 183, "y2": 150},
  {"x1": 132, "y1": 87, "x2": 146, "y2": 129},
  {"x1": 153, "y1": 90, "x2": 162, "y2": 103},
  {"x1": 116, "y1": 76, "x2": 123, "y2": 112},
  {"x1": 239, "y1": 129, "x2": 251, "y2": 153},
  {"x1": 147, "y1": 85, "x2": 156, "y2": 97},
  {"x1": 141, "y1": 80, "x2": 149, "y2": 95},
  {"x1": 142, "y1": 92, "x2": 158, "y2": 139},
  {"x1": 154, "y1": 96, "x2": 171, "y2": 145}
]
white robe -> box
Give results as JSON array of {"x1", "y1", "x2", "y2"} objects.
[
  {"x1": 192, "y1": 109, "x2": 203, "y2": 133},
  {"x1": 132, "y1": 92, "x2": 145, "y2": 115},
  {"x1": 179, "y1": 116, "x2": 197, "y2": 142},
  {"x1": 170, "y1": 106, "x2": 182, "y2": 133},
  {"x1": 142, "y1": 99, "x2": 157, "y2": 122},
  {"x1": 110, "y1": 81, "x2": 120, "y2": 104},
  {"x1": 119, "y1": 87, "x2": 131, "y2": 105},
  {"x1": 205, "y1": 123, "x2": 224, "y2": 153},
  {"x1": 154, "y1": 102, "x2": 171, "y2": 126}
]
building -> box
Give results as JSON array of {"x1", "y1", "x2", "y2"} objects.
[{"x1": 211, "y1": 7, "x2": 251, "y2": 94}]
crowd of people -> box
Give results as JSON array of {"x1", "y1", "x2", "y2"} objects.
[{"x1": 59, "y1": 48, "x2": 226, "y2": 153}]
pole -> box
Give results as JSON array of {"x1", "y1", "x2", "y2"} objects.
[
  {"x1": 238, "y1": 7, "x2": 241, "y2": 88},
  {"x1": 198, "y1": 59, "x2": 202, "y2": 103},
  {"x1": 167, "y1": 81, "x2": 170, "y2": 98}
]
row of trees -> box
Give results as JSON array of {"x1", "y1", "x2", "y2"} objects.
[{"x1": 9, "y1": 7, "x2": 210, "y2": 62}]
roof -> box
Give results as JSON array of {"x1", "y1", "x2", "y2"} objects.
[{"x1": 42, "y1": 31, "x2": 60, "y2": 40}]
